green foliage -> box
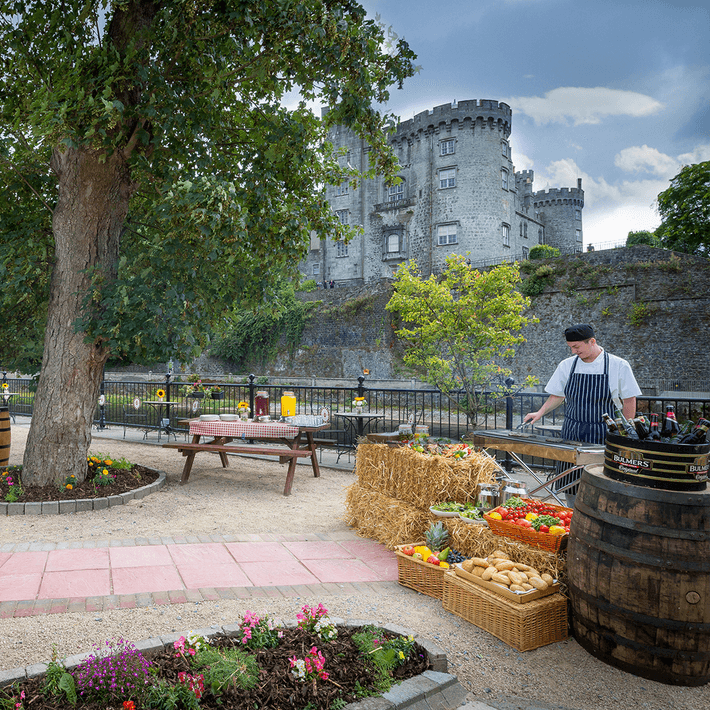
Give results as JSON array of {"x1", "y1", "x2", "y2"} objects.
[
  {"x1": 42, "y1": 655, "x2": 77, "y2": 706},
  {"x1": 528, "y1": 244, "x2": 561, "y2": 260},
  {"x1": 191, "y1": 645, "x2": 259, "y2": 696},
  {"x1": 520, "y1": 264, "x2": 555, "y2": 297},
  {"x1": 386, "y1": 255, "x2": 539, "y2": 426},
  {"x1": 142, "y1": 678, "x2": 201, "y2": 710},
  {"x1": 656, "y1": 161, "x2": 710, "y2": 256},
  {"x1": 629, "y1": 301, "x2": 653, "y2": 327},
  {"x1": 626, "y1": 230, "x2": 660, "y2": 247},
  {"x1": 211, "y1": 284, "x2": 315, "y2": 368},
  {"x1": 0, "y1": 1, "x2": 417, "y2": 367},
  {"x1": 352, "y1": 627, "x2": 415, "y2": 696},
  {"x1": 298, "y1": 279, "x2": 318, "y2": 292}
]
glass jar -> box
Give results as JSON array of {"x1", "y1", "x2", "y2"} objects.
[
  {"x1": 499, "y1": 480, "x2": 528, "y2": 506},
  {"x1": 255, "y1": 391, "x2": 270, "y2": 417},
  {"x1": 280, "y1": 391, "x2": 296, "y2": 418}
]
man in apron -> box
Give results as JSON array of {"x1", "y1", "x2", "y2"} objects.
[{"x1": 523, "y1": 324, "x2": 641, "y2": 507}]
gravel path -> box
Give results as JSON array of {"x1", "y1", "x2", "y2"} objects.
[{"x1": 2, "y1": 421, "x2": 708, "y2": 710}]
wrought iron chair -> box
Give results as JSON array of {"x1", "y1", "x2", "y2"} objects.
[{"x1": 122, "y1": 397, "x2": 150, "y2": 439}]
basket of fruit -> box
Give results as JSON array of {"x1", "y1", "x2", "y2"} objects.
[
  {"x1": 483, "y1": 496, "x2": 573, "y2": 553},
  {"x1": 395, "y1": 522, "x2": 466, "y2": 599}
]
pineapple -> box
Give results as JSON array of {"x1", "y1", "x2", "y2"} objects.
[{"x1": 424, "y1": 521, "x2": 449, "y2": 555}]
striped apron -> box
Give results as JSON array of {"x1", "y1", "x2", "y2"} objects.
[{"x1": 552, "y1": 352, "x2": 614, "y2": 495}]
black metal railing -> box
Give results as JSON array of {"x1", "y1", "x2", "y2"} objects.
[{"x1": 5, "y1": 372, "x2": 710, "y2": 470}]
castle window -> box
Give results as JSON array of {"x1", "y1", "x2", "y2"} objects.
[
  {"x1": 576, "y1": 229, "x2": 582, "y2": 243},
  {"x1": 336, "y1": 182, "x2": 349, "y2": 196},
  {"x1": 336, "y1": 240, "x2": 348, "y2": 257},
  {"x1": 387, "y1": 180, "x2": 405, "y2": 202},
  {"x1": 440, "y1": 139, "x2": 455, "y2": 156},
  {"x1": 387, "y1": 233, "x2": 400, "y2": 253},
  {"x1": 437, "y1": 223, "x2": 458, "y2": 246},
  {"x1": 522, "y1": 246, "x2": 529, "y2": 260},
  {"x1": 439, "y1": 168, "x2": 456, "y2": 189},
  {"x1": 524, "y1": 222, "x2": 528, "y2": 238},
  {"x1": 313, "y1": 263, "x2": 320, "y2": 275},
  {"x1": 502, "y1": 223, "x2": 510, "y2": 247},
  {"x1": 335, "y1": 209, "x2": 349, "y2": 224},
  {"x1": 501, "y1": 168, "x2": 509, "y2": 191},
  {"x1": 575, "y1": 209, "x2": 582, "y2": 220},
  {"x1": 538, "y1": 228, "x2": 544, "y2": 242},
  {"x1": 501, "y1": 140, "x2": 508, "y2": 158}
]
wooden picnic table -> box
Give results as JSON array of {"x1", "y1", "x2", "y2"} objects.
[{"x1": 163, "y1": 419, "x2": 329, "y2": 495}]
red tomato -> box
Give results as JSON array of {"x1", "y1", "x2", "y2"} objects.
[
  {"x1": 519, "y1": 519, "x2": 532, "y2": 527},
  {"x1": 539, "y1": 524, "x2": 550, "y2": 533}
]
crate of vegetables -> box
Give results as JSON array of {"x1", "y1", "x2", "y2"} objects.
[{"x1": 483, "y1": 496, "x2": 573, "y2": 553}]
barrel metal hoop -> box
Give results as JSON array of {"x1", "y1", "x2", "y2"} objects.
[
  {"x1": 571, "y1": 526, "x2": 710, "y2": 572},
  {"x1": 574, "y1": 498, "x2": 710, "y2": 542},
  {"x1": 569, "y1": 581, "x2": 710, "y2": 635}
]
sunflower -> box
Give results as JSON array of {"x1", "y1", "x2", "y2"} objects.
[
  {"x1": 156, "y1": 389, "x2": 166, "y2": 398},
  {"x1": 1, "y1": 383, "x2": 7, "y2": 390}
]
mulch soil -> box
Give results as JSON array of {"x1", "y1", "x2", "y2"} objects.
[
  {"x1": 5, "y1": 627, "x2": 430, "y2": 710},
  {"x1": 0, "y1": 465, "x2": 159, "y2": 503}
]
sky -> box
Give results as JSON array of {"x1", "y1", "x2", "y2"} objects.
[{"x1": 357, "y1": 0, "x2": 710, "y2": 248}]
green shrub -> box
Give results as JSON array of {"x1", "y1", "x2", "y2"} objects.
[
  {"x1": 520, "y1": 264, "x2": 555, "y2": 297},
  {"x1": 298, "y1": 279, "x2": 318, "y2": 292},
  {"x1": 626, "y1": 230, "x2": 660, "y2": 247},
  {"x1": 528, "y1": 244, "x2": 560, "y2": 260}
]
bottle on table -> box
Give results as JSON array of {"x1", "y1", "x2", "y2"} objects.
[{"x1": 661, "y1": 404, "x2": 681, "y2": 439}]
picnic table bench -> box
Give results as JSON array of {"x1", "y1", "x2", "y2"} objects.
[{"x1": 163, "y1": 419, "x2": 329, "y2": 495}]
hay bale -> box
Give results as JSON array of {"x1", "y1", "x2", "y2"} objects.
[
  {"x1": 354, "y1": 443, "x2": 496, "y2": 509},
  {"x1": 344, "y1": 482, "x2": 431, "y2": 550}
]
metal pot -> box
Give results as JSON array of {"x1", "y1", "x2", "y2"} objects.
[{"x1": 477, "y1": 482, "x2": 500, "y2": 509}]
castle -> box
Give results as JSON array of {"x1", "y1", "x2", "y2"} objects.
[{"x1": 301, "y1": 100, "x2": 584, "y2": 285}]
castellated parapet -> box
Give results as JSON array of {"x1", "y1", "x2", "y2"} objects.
[{"x1": 301, "y1": 100, "x2": 584, "y2": 286}]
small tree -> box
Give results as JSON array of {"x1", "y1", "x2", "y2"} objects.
[
  {"x1": 626, "y1": 230, "x2": 660, "y2": 247},
  {"x1": 386, "y1": 255, "x2": 538, "y2": 427},
  {"x1": 528, "y1": 244, "x2": 560, "y2": 260}
]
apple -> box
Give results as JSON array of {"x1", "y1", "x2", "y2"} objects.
[
  {"x1": 427, "y1": 555, "x2": 441, "y2": 566},
  {"x1": 401, "y1": 545, "x2": 415, "y2": 556},
  {"x1": 412, "y1": 552, "x2": 423, "y2": 560}
]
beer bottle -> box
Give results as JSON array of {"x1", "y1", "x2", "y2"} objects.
[
  {"x1": 670, "y1": 421, "x2": 693, "y2": 443},
  {"x1": 616, "y1": 409, "x2": 640, "y2": 439},
  {"x1": 632, "y1": 416, "x2": 649, "y2": 439},
  {"x1": 661, "y1": 405, "x2": 681, "y2": 439},
  {"x1": 648, "y1": 413, "x2": 661, "y2": 441},
  {"x1": 677, "y1": 419, "x2": 710, "y2": 445},
  {"x1": 602, "y1": 413, "x2": 620, "y2": 434}
]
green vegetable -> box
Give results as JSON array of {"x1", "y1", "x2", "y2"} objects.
[
  {"x1": 432, "y1": 502, "x2": 464, "y2": 512},
  {"x1": 531, "y1": 515, "x2": 561, "y2": 531},
  {"x1": 504, "y1": 496, "x2": 528, "y2": 509}
]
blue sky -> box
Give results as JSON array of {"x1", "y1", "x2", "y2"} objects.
[{"x1": 359, "y1": 0, "x2": 710, "y2": 248}]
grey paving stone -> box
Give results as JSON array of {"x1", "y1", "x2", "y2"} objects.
[
  {"x1": 24, "y1": 502, "x2": 43, "y2": 515},
  {"x1": 383, "y1": 622, "x2": 417, "y2": 638},
  {"x1": 220, "y1": 622, "x2": 242, "y2": 637},
  {"x1": 93, "y1": 497, "x2": 108, "y2": 510},
  {"x1": 421, "y1": 670, "x2": 458, "y2": 691},
  {"x1": 344, "y1": 698, "x2": 394, "y2": 710},
  {"x1": 440, "y1": 682, "x2": 469, "y2": 710},
  {"x1": 382, "y1": 674, "x2": 438, "y2": 708},
  {"x1": 0, "y1": 502, "x2": 7, "y2": 516},
  {"x1": 133, "y1": 637, "x2": 165, "y2": 657},
  {"x1": 0, "y1": 667, "x2": 26, "y2": 687},
  {"x1": 416, "y1": 637, "x2": 448, "y2": 672},
  {"x1": 61, "y1": 651, "x2": 94, "y2": 671},
  {"x1": 25, "y1": 663, "x2": 49, "y2": 679},
  {"x1": 75, "y1": 499, "x2": 93, "y2": 512},
  {"x1": 41, "y1": 502, "x2": 58, "y2": 515},
  {"x1": 107, "y1": 495, "x2": 124, "y2": 507},
  {"x1": 59, "y1": 500, "x2": 76, "y2": 514},
  {"x1": 7, "y1": 502, "x2": 24, "y2": 515}
]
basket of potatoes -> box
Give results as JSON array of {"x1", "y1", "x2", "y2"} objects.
[{"x1": 455, "y1": 549, "x2": 559, "y2": 603}]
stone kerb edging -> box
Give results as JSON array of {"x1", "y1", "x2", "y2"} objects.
[
  {"x1": 0, "y1": 619, "x2": 468, "y2": 710},
  {"x1": 0, "y1": 469, "x2": 167, "y2": 516}
]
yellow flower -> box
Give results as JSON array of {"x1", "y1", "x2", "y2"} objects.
[
  {"x1": 156, "y1": 389, "x2": 165, "y2": 398},
  {"x1": 1, "y1": 383, "x2": 7, "y2": 389},
  {"x1": 238, "y1": 401, "x2": 249, "y2": 408},
  {"x1": 105, "y1": 460, "x2": 112, "y2": 466},
  {"x1": 102, "y1": 469, "x2": 108, "y2": 475},
  {"x1": 399, "y1": 651, "x2": 405, "y2": 659},
  {"x1": 66, "y1": 484, "x2": 73, "y2": 490}
]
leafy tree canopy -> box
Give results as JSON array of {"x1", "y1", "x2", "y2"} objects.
[
  {"x1": 656, "y1": 161, "x2": 710, "y2": 257},
  {"x1": 0, "y1": 0, "x2": 417, "y2": 371},
  {"x1": 626, "y1": 230, "x2": 660, "y2": 247},
  {"x1": 386, "y1": 255, "x2": 539, "y2": 426}
]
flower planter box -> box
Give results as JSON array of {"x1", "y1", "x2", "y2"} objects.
[
  {"x1": 211, "y1": 392, "x2": 225, "y2": 400},
  {"x1": 188, "y1": 392, "x2": 205, "y2": 399}
]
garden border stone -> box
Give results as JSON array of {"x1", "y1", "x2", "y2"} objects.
[
  {"x1": 0, "y1": 469, "x2": 167, "y2": 516},
  {"x1": 0, "y1": 619, "x2": 466, "y2": 710}
]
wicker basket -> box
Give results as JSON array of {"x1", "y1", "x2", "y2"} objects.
[
  {"x1": 442, "y1": 571, "x2": 569, "y2": 651},
  {"x1": 394, "y1": 542, "x2": 447, "y2": 599},
  {"x1": 484, "y1": 499, "x2": 573, "y2": 553}
]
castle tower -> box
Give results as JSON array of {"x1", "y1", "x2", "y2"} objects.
[{"x1": 532, "y1": 178, "x2": 585, "y2": 253}]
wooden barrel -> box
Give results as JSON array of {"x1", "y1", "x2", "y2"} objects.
[
  {"x1": 604, "y1": 432, "x2": 708, "y2": 491},
  {"x1": 567, "y1": 464, "x2": 710, "y2": 686},
  {"x1": 0, "y1": 406, "x2": 9, "y2": 467}
]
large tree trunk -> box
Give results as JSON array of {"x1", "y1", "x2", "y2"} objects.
[{"x1": 22, "y1": 147, "x2": 133, "y2": 486}]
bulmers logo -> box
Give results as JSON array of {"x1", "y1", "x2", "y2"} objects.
[
  {"x1": 613, "y1": 447, "x2": 652, "y2": 471},
  {"x1": 688, "y1": 453, "x2": 709, "y2": 481}
]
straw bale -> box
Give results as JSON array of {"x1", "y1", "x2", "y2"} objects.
[
  {"x1": 354, "y1": 443, "x2": 496, "y2": 509},
  {"x1": 344, "y1": 482, "x2": 431, "y2": 550}
]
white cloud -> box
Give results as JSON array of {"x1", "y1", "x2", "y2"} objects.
[
  {"x1": 503, "y1": 87, "x2": 664, "y2": 126},
  {"x1": 614, "y1": 145, "x2": 679, "y2": 177}
]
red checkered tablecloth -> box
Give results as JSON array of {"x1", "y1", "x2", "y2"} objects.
[{"x1": 189, "y1": 420, "x2": 301, "y2": 439}]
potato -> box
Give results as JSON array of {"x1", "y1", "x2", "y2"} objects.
[
  {"x1": 461, "y1": 559, "x2": 475, "y2": 572},
  {"x1": 471, "y1": 557, "x2": 489, "y2": 568},
  {"x1": 490, "y1": 572, "x2": 512, "y2": 586},
  {"x1": 528, "y1": 576, "x2": 548, "y2": 590},
  {"x1": 541, "y1": 573, "x2": 554, "y2": 585},
  {"x1": 481, "y1": 566, "x2": 498, "y2": 581},
  {"x1": 510, "y1": 584, "x2": 526, "y2": 593}
]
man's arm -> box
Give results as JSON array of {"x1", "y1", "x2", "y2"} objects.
[
  {"x1": 622, "y1": 397, "x2": 636, "y2": 421},
  {"x1": 523, "y1": 395, "x2": 565, "y2": 425}
]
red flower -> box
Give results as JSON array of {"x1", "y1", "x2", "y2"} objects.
[{"x1": 123, "y1": 702, "x2": 136, "y2": 710}]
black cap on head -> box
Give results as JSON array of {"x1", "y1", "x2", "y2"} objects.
[{"x1": 565, "y1": 323, "x2": 595, "y2": 341}]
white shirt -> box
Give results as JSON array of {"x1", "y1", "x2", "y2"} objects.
[{"x1": 545, "y1": 347, "x2": 642, "y2": 402}]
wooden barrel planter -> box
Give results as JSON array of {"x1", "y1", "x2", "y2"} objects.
[
  {"x1": 0, "y1": 406, "x2": 9, "y2": 467},
  {"x1": 567, "y1": 464, "x2": 710, "y2": 686}
]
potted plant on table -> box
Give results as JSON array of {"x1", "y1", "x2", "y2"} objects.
[
  {"x1": 237, "y1": 401, "x2": 250, "y2": 421},
  {"x1": 352, "y1": 396, "x2": 368, "y2": 412}
]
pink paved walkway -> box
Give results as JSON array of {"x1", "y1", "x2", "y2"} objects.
[{"x1": 0, "y1": 534, "x2": 399, "y2": 619}]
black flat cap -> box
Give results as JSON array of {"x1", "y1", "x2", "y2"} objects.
[{"x1": 565, "y1": 323, "x2": 595, "y2": 341}]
